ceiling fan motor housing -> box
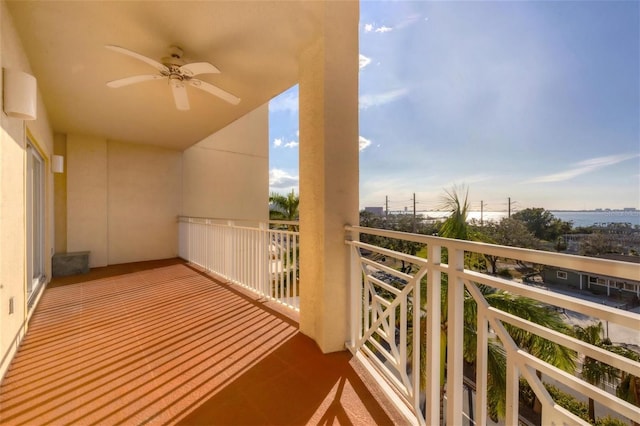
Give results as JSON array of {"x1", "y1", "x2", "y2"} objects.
[{"x1": 162, "y1": 45, "x2": 186, "y2": 68}]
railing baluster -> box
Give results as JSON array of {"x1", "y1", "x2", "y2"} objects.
[
  {"x1": 286, "y1": 233, "x2": 291, "y2": 306},
  {"x1": 505, "y1": 351, "x2": 519, "y2": 426},
  {"x1": 293, "y1": 232, "x2": 299, "y2": 309},
  {"x1": 446, "y1": 248, "x2": 465, "y2": 426},
  {"x1": 475, "y1": 306, "x2": 488, "y2": 426},
  {"x1": 177, "y1": 217, "x2": 300, "y2": 312},
  {"x1": 425, "y1": 244, "x2": 441, "y2": 426}
]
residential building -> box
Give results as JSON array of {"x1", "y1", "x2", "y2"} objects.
[{"x1": 543, "y1": 264, "x2": 640, "y2": 298}]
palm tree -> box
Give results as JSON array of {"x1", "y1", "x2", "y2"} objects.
[
  {"x1": 577, "y1": 344, "x2": 640, "y2": 426},
  {"x1": 573, "y1": 322, "x2": 620, "y2": 423},
  {"x1": 435, "y1": 186, "x2": 576, "y2": 422},
  {"x1": 617, "y1": 373, "x2": 640, "y2": 426},
  {"x1": 269, "y1": 190, "x2": 299, "y2": 231},
  {"x1": 439, "y1": 185, "x2": 472, "y2": 240},
  {"x1": 612, "y1": 344, "x2": 640, "y2": 426}
]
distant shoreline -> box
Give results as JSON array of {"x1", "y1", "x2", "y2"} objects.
[{"x1": 549, "y1": 209, "x2": 639, "y2": 213}]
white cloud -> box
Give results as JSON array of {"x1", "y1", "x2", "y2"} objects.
[
  {"x1": 359, "y1": 88, "x2": 408, "y2": 109},
  {"x1": 525, "y1": 153, "x2": 640, "y2": 183},
  {"x1": 273, "y1": 137, "x2": 298, "y2": 149},
  {"x1": 363, "y1": 15, "x2": 421, "y2": 35},
  {"x1": 359, "y1": 54, "x2": 372, "y2": 70},
  {"x1": 375, "y1": 25, "x2": 393, "y2": 33},
  {"x1": 396, "y1": 14, "x2": 422, "y2": 30},
  {"x1": 359, "y1": 136, "x2": 372, "y2": 152},
  {"x1": 269, "y1": 169, "x2": 299, "y2": 188},
  {"x1": 363, "y1": 23, "x2": 393, "y2": 33}
]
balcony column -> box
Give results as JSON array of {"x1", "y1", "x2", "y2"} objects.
[{"x1": 298, "y1": 0, "x2": 359, "y2": 353}]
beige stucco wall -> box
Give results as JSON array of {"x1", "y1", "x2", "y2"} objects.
[
  {"x1": 64, "y1": 105, "x2": 268, "y2": 268},
  {"x1": 107, "y1": 141, "x2": 181, "y2": 264},
  {"x1": 53, "y1": 133, "x2": 66, "y2": 253},
  {"x1": 298, "y1": 1, "x2": 359, "y2": 353},
  {"x1": 66, "y1": 136, "x2": 182, "y2": 267},
  {"x1": 66, "y1": 134, "x2": 108, "y2": 267},
  {"x1": 182, "y1": 104, "x2": 269, "y2": 221},
  {"x1": 0, "y1": 0, "x2": 55, "y2": 380}
]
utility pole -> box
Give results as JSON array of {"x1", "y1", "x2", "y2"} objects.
[
  {"x1": 508, "y1": 197, "x2": 511, "y2": 218},
  {"x1": 385, "y1": 195, "x2": 389, "y2": 217},
  {"x1": 480, "y1": 200, "x2": 484, "y2": 226},
  {"x1": 412, "y1": 193, "x2": 417, "y2": 233}
]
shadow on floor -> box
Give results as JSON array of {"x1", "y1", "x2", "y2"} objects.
[
  {"x1": 0, "y1": 259, "x2": 399, "y2": 425},
  {"x1": 176, "y1": 332, "x2": 393, "y2": 425}
]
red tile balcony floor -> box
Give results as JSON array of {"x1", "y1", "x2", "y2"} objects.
[{"x1": 0, "y1": 259, "x2": 401, "y2": 425}]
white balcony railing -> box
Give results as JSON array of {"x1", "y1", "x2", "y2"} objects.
[
  {"x1": 178, "y1": 217, "x2": 299, "y2": 311},
  {"x1": 345, "y1": 225, "x2": 640, "y2": 426},
  {"x1": 177, "y1": 217, "x2": 639, "y2": 424}
]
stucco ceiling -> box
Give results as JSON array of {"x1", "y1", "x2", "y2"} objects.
[{"x1": 6, "y1": 1, "x2": 321, "y2": 150}]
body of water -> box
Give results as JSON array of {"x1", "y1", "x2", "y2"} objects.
[
  {"x1": 550, "y1": 211, "x2": 640, "y2": 228},
  {"x1": 419, "y1": 210, "x2": 640, "y2": 227}
]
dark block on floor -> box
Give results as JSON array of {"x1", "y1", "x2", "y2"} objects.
[{"x1": 52, "y1": 251, "x2": 90, "y2": 277}]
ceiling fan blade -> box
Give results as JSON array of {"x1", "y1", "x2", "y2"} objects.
[
  {"x1": 179, "y1": 62, "x2": 220, "y2": 77},
  {"x1": 107, "y1": 74, "x2": 164, "y2": 88},
  {"x1": 189, "y1": 79, "x2": 240, "y2": 105},
  {"x1": 105, "y1": 45, "x2": 168, "y2": 73},
  {"x1": 171, "y1": 81, "x2": 190, "y2": 111}
]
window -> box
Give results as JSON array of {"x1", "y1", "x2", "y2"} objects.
[
  {"x1": 556, "y1": 271, "x2": 568, "y2": 280},
  {"x1": 27, "y1": 143, "x2": 45, "y2": 304}
]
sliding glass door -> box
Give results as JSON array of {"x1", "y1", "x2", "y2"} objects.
[{"x1": 26, "y1": 143, "x2": 45, "y2": 303}]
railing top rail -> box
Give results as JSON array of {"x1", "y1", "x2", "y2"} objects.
[
  {"x1": 347, "y1": 240, "x2": 428, "y2": 268},
  {"x1": 178, "y1": 215, "x2": 299, "y2": 227},
  {"x1": 179, "y1": 216, "x2": 300, "y2": 235},
  {"x1": 466, "y1": 269, "x2": 640, "y2": 329},
  {"x1": 178, "y1": 215, "x2": 266, "y2": 223},
  {"x1": 347, "y1": 225, "x2": 640, "y2": 282}
]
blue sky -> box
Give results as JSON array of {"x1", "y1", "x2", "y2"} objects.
[{"x1": 269, "y1": 1, "x2": 640, "y2": 212}]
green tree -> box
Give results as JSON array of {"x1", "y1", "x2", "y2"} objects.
[
  {"x1": 611, "y1": 346, "x2": 640, "y2": 426},
  {"x1": 512, "y1": 208, "x2": 572, "y2": 241},
  {"x1": 436, "y1": 187, "x2": 575, "y2": 421},
  {"x1": 269, "y1": 190, "x2": 299, "y2": 230},
  {"x1": 479, "y1": 217, "x2": 540, "y2": 274},
  {"x1": 439, "y1": 186, "x2": 472, "y2": 240},
  {"x1": 359, "y1": 210, "x2": 384, "y2": 228},
  {"x1": 580, "y1": 233, "x2": 614, "y2": 256},
  {"x1": 359, "y1": 211, "x2": 434, "y2": 273},
  {"x1": 617, "y1": 374, "x2": 640, "y2": 426},
  {"x1": 596, "y1": 416, "x2": 630, "y2": 426},
  {"x1": 573, "y1": 322, "x2": 619, "y2": 423},
  {"x1": 555, "y1": 236, "x2": 568, "y2": 252}
]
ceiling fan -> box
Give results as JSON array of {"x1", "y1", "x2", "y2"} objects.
[{"x1": 105, "y1": 44, "x2": 240, "y2": 111}]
